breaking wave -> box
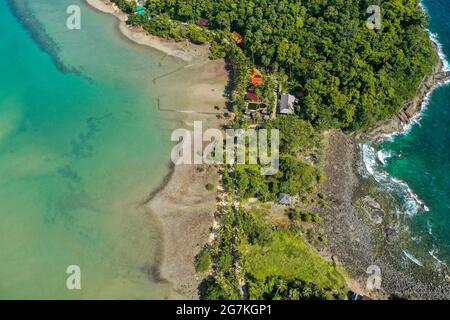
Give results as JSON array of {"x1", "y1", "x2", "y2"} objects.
[
  {"x1": 421, "y1": 1, "x2": 450, "y2": 72},
  {"x1": 429, "y1": 31, "x2": 450, "y2": 72},
  {"x1": 403, "y1": 250, "x2": 424, "y2": 267},
  {"x1": 375, "y1": 3, "x2": 450, "y2": 143},
  {"x1": 429, "y1": 248, "x2": 448, "y2": 269},
  {"x1": 359, "y1": 143, "x2": 429, "y2": 217}
]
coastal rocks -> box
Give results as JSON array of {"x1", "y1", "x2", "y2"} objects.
[
  {"x1": 361, "y1": 196, "x2": 385, "y2": 225},
  {"x1": 332, "y1": 255, "x2": 340, "y2": 265},
  {"x1": 384, "y1": 226, "x2": 399, "y2": 243},
  {"x1": 318, "y1": 131, "x2": 379, "y2": 293},
  {"x1": 365, "y1": 50, "x2": 450, "y2": 141},
  {"x1": 319, "y1": 130, "x2": 450, "y2": 300}
]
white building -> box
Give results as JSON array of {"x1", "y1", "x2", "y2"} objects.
[
  {"x1": 279, "y1": 93, "x2": 296, "y2": 115},
  {"x1": 278, "y1": 193, "x2": 294, "y2": 206}
]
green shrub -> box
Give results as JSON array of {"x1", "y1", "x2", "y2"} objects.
[
  {"x1": 217, "y1": 249, "x2": 234, "y2": 272},
  {"x1": 204, "y1": 282, "x2": 229, "y2": 300},
  {"x1": 239, "y1": 210, "x2": 272, "y2": 245},
  {"x1": 196, "y1": 250, "x2": 212, "y2": 273},
  {"x1": 302, "y1": 212, "x2": 313, "y2": 223},
  {"x1": 312, "y1": 212, "x2": 321, "y2": 223},
  {"x1": 288, "y1": 208, "x2": 302, "y2": 221},
  {"x1": 203, "y1": 278, "x2": 241, "y2": 300},
  {"x1": 209, "y1": 39, "x2": 227, "y2": 59},
  {"x1": 189, "y1": 28, "x2": 208, "y2": 44},
  {"x1": 246, "y1": 275, "x2": 334, "y2": 300},
  {"x1": 111, "y1": 0, "x2": 135, "y2": 14}
]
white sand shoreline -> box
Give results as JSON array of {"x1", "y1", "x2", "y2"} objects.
[
  {"x1": 85, "y1": 0, "x2": 230, "y2": 300},
  {"x1": 84, "y1": 0, "x2": 210, "y2": 62}
]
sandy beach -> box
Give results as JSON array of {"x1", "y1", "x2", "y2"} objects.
[
  {"x1": 85, "y1": 0, "x2": 229, "y2": 299},
  {"x1": 85, "y1": 0, "x2": 211, "y2": 62},
  {"x1": 85, "y1": 0, "x2": 209, "y2": 62},
  {"x1": 147, "y1": 164, "x2": 220, "y2": 299},
  {"x1": 85, "y1": 0, "x2": 450, "y2": 300}
]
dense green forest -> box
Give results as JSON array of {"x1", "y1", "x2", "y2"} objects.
[
  {"x1": 121, "y1": 0, "x2": 437, "y2": 130},
  {"x1": 111, "y1": 0, "x2": 439, "y2": 300},
  {"x1": 229, "y1": 117, "x2": 324, "y2": 202}
]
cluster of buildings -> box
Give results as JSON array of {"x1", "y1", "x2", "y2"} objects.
[
  {"x1": 245, "y1": 68, "x2": 265, "y2": 102},
  {"x1": 242, "y1": 66, "x2": 302, "y2": 121},
  {"x1": 230, "y1": 30, "x2": 306, "y2": 119},
  {"x1": 243, "y1": 68, "x2": 272, "y2": 121}
]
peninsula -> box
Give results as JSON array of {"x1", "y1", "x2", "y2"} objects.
[{"x1": 87, "y1": 0, "x2": 450, "y2": 300}]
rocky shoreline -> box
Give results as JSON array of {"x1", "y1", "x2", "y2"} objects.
[
  {"x1": 86, "y1": 0, "x2": 450, "y2": 300},
  {"x1": 319, "y1": 130, "x2": 450, "y2": 300},
  {"x1": 85, "y1": 0, "x2": 230, "y2": 300},
  {"x1": 320, "y1": 38, "x2": 450, "y2": 299},
  {"x1": 365, "y1": 42, "x2": 450, "y2": 141}
]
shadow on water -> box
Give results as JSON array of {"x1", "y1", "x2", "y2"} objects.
[{"x1": 6, "y1": 0, "x2": 88, "y2": 78}]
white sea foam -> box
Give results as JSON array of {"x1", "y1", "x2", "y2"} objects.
[
  {"x1": 429, "y1": 31, "x2": 450, "y2": 72},
  {"x1": 429, "y1": 248, "x2": 448, "y2": 269},
  {"x1": 360, "y1": 143, "x2": 429, "y2": 217},
  {"x1": 375, "y1": 3, "x2": 450, "y2": 143},
  {"x1": 377, "y1": 149, "x2": 392, "y2": 165},
  {"x1": 403, "y1": 250, "x2": 424, "y2": 267},
  {"x1": 360, "y1": 81, "x2": 433, "y2": 239},
  {"x1": 421, "y1": 1, "x2": 450, "y2": 72},
  {"x1": 427, "y1": 220, "x2": 433, "y2": 236},
  {"x1": 376, "y1": 76, "x2": 450, "y2": 143}
]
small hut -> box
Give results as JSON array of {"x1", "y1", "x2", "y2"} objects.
[
  {"x1": 278, "y1": 193, "x2": 294, "y2": 206},
  {"x1": 250, "y1": 67, "x2": 261, "y2": 77},
  {"x1": 246, "y1": 92, "x2": 260, "y2": 102},
  {"x1": 279, "y1": 93, "x2": 296, "y2": 115},
  {"x1": 251, "y1": 75, "x2": 264, "y2": 86}
]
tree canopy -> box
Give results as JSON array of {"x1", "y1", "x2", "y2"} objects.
[{"x1": 135, "y1": 0, "x2": 437, "y2": 130}]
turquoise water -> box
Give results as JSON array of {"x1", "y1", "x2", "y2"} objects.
[
  {"x1": 375, "y1": 0, "x2": 450, "y2": 268},
  {"x1": 0, "y1": 0, "x2": 184, "y2": 299}
]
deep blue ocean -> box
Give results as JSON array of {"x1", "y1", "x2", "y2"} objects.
[
  {"x1": 0, "y1": 0, "x2": 448, "y2": 298},
  {"x1": 364, "y1": 0, "x2": 450, "y2": 270}
]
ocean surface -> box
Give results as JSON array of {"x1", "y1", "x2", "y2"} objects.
[
  {"x1": 362, "y1": 0, "x2": 450, "y2": 271},
  {"x1": 0, "y1": 0, "x2": 185, "y2": 299},
  {"x1": 2, "y1": 0, "x2": 448, "y2": 299}
]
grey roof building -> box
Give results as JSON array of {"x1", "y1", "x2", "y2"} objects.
[
  {"x1": 278, "y1": 193, "x2": 294, "y2": 206},
  {"x1": 279, "y1": 93, "x2": 296, "y2": 114}
]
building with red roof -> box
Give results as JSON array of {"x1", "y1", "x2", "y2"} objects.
[
  {"x1": 246, "y1": 92, "x2": 260, "y2": 102},
  {"x1": 251, "y1": 75, "x2": 264, "y2": 86}
]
